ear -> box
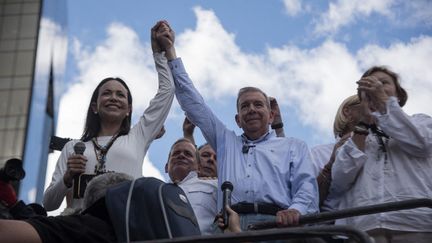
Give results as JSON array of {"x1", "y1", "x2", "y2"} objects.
[
  {"x1": 91, "y1": 101, "x2": 97, "y2": 114},
  {"x1": 235, "y1": 114, "x2": 241, "y2": 128},
  {"x1": 164, "y1": 162, "x2": 168, "y2": 173},
  {"x1": 342, "y1": 106, "x2": 351, "y2": 120}
]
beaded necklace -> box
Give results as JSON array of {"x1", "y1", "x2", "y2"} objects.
[{"x1": 91, "y1": 133, "x2": 119, "y2": 174}]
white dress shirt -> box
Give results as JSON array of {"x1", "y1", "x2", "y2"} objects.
[
  {"x1": 330, "y1": 97, "x2": 432, "y2": 232},
  {"x1": 178, "y1": 171, "x2": 217, "y2": 235}
]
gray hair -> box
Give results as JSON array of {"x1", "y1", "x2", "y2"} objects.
[
  {"x1": 83, "y1": 172, "x2": 133, "y2": 209},
  {"x1": 236, "y1": 87, "x2": 271, "y2": 111}
]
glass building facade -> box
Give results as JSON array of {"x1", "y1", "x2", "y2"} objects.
[{"x1": 0, "y1": 0, "x2": 67, "y2": 203}]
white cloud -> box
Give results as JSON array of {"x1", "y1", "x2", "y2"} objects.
[
  {"x1": 35, "y1": 18, "x2": 68, "y2": 81},
  {"x1": 282, "y1": 0, "x2": 303, "y2": 16},
  {"x1": 314, "y1": 0, "x2": 393, "y2": 35},
  {"x1": 175, "y1": 7, "x2": 432, "y2": 137},
  {"x1": 313, "y1": 0, "x2": 432, "y2": 36},
  {"x1": 46, "y1": 7, "x2": 432, "y2": 215},
  {"x1": 394, "y1": 1, "x2": 432, "y2": 28}
]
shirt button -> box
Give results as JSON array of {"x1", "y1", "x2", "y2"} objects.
[
  {"x1": 247, "y1": 175, "x2": 250, "y2": 178},
  {"x1": 248, "y1": 164, "x2": 251, "y2": 167},
  {"x1": 245, "y1": 190, "x2": 249, "y2": 193}
]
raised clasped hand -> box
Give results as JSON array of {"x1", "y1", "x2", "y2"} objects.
[{"x1": 357, "y1": 75, "x2": 388, "y2": 114}]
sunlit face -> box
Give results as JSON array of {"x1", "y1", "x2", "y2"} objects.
[
  {"x1": 370, "y1": 71, "x2": 397, "y2": 98},
  {"x1": 198, "y1": 144, "x2": 217, "y2": 178},
  {"x1": 92, "y1": 80, "x2": 131, "y2": 123},
  {"x1": 235, "y1": 91, "x2": 274, "y2": 139},
  {"x1": 167, "y1": 141, "x2": 198, "y2": 182}
]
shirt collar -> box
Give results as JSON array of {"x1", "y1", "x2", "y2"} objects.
[
  {"x1": 169, "y1": 170, "x2": 198, "y2": 184},
  {"x1": 241, "y1": 130, "x2": 274, "y2": 143}
]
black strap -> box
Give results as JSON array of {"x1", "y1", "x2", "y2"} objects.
[
  {"x1": 91, "y1": 134, "x2": 119, "y2": 173},
  {"x1": 231, "y1": 202, "x2": 283, "y2": 215}
]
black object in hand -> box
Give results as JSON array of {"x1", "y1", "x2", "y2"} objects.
[{"x1": 221, "y1": 181, "x2": 234, "y2": 227}]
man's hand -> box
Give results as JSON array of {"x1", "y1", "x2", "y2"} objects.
[
  {"x1": 156, "y1": 22, "x2": 174, "y2": 51},
  {"x1": 183, "y1": 117, "x2": 196, "y2": 144},
  {"x1": 217, "y1": 206, "x2": 242, "y2": 233},
  {"x1": 151, "y1": 21, "x2": 163, "y2": 53},
  {"x1": 276, "y1": 208, "x2": 300, "y2": 226},
  {"x1": 63, "y1": 154, "x2": 87, "y2": 188},
  {"x1": 183, "y1": 117, "x2": 195, "y2": 139},
  {"x1": 151, "y1": 20, "x2": 177, "y2": 60}
]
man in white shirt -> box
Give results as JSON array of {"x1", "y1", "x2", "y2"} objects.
[{"x1": 165, "y1": 138, "x2": 218, "y2": 235}]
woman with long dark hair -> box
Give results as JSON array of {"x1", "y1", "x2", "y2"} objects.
[{"x1": 43, "y1": 21, "x2": 175, "y2": 212}]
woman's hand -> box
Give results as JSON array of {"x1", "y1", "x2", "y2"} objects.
[
  {"x1": 357, "y1": 75, "x2": 389, "y2": 114},
  {"x1": 63, "y1": 154, "x2": 87, "y2": 188}
]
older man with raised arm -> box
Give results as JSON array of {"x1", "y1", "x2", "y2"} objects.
[{"x1": 158, "y1": 21, "x2": 318, "y2": 231}]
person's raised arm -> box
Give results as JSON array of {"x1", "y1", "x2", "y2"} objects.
[
  {"x1": 155, "y1": 20, "x2": 176, "y2": 61},
  {"x1": 270, "y1": 97, "x2": 285, "y2": 137},
  {"x1": 160, "y1": 20, "x2": 227, "y2": 152},
  {"x1": 130, "y1": 21, "x2": 175, "y2": 149}
]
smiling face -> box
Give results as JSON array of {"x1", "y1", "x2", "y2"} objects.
[
  {"x1": 166, "y1": 140, "x2": 198, "y2": 182},
  {"x1": 198, "y1": 144, "x2": 217, "y2": 178},
  {"x1": 235, "y1": 90, "x2": 274, "y2": 140},
  {"x1": 91, "y1": 80, "x2": 131, "y2": 124}
]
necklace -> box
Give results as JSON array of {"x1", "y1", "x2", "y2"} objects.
[{"x1": 91, "y1": 133, "x2": 119, "y2": 174}]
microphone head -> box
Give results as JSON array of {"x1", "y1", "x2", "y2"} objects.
[
  {"x1": 73, "y1": 142, "x2": 86, "y2": 155},
  {"x1": 221, "y1": 181, "x2": 233, "y2": 191}
]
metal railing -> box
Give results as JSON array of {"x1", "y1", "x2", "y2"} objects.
[
  {"x1": 138, "y1": 198, "x2": 432, "y2": 243},
  {"x1": 146, "y1": 225, "x2": 371, "y2": 243},
  {"x1": 249, "y1": 198, "x2": 432, "y2": 230}
]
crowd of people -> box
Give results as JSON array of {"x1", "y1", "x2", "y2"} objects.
[{"x1": 0, "y1": 20, "x2": 431, "y2": 243}]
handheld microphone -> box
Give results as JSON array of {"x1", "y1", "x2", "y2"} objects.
[
  {"x1": 73, "y1": 142, "x2": 86, "y2": 155},
  {"x1": 221, "y1": 181, "x2": 234, "y2": 227},
  {"x1": 72, "y1": 142, "x2": 87, "y2": 198}
]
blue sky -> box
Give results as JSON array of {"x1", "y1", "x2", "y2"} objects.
[{"x1": 45, "y1": 0, "x2": 431, "y2": 214}]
